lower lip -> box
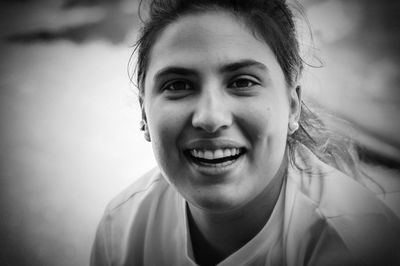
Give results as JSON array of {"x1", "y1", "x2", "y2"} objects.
[{"x1": 186, "y1": 153, "x2": 245, "y2": 176}]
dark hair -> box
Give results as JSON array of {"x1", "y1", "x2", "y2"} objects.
[
  {"x1": 135, "y1": 0, "x2": 302, "y2": 96},
  {"x1": 131, "y1": 0, "x2": 364, "y2": 183}
]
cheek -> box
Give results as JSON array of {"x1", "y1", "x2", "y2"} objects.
[
  {"x1": 242, "y1": 103, "x2": 289, "y2": 181},
  {"x1": 240, "y1": 98, "x2": 289, "y2": 143},
  {"x1": 148, "y1": 119, "x2": 178, "y2": 178},
  {"x1": 146, "y1": 101, "x2": 189, "y2": 164}
]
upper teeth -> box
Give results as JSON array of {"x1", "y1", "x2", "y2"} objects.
[{"x1": 190, "y1": 148, "x2": 241, "y2": 160}]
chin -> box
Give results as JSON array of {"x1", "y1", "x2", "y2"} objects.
[{"x1": 188, "y1": 186, "x2": 250, "y2": 213}]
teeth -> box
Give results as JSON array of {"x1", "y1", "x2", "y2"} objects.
[
  {"x1": 214, "y1": 149, "x2": 223, "y2": 158},
  {"x1": 204, "y1": 150, "x2": 213, "y2": 160},
  {"x1": 223, "y1": 149, "x2": 231, "y2": 157},
  {"x1": 190, "y1": 148, "x2": 241, "y2": 160}
]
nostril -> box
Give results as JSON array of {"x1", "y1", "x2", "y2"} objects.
[
  {"x1": 191, "y1": 107, "x2": 232, "y2": 133},
  {"x1": 192, "y1": 113, "x2": 232, "y2": 133}
]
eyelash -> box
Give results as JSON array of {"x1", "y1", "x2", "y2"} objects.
[
  {"x1": 229, "y1": 77, "x2": 259, "y2": 89},
  {"x1": 161, "y1": 76, "x2": 259, "y2": 93},
  {"x1": 162, "y1": 80, "x2": 193, "y2": 91}
]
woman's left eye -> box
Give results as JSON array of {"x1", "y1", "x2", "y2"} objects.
[{"x1": 229, "y1": 78, "x2": 257, "y2": 89}]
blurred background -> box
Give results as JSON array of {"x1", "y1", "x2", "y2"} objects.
[{"x1": 0, "y1": 0, "x2": 399, "y2": 265}]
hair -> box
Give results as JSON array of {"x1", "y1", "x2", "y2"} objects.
[{"x1": 130, "y1": 0, "x2": 364, "y2": 183}]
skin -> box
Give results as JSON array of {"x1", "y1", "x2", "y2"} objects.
[{"x1": 142, "y1": 10, "x2": 301, "y2": 265}]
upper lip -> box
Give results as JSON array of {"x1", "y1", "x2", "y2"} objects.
[{"x1": 184, "y1": 139, "x2": 246, "y2": 151}]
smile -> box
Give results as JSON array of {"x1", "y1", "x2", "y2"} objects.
[{"x1": 186, "y1": 148, "x2": 245, "y2": 167}]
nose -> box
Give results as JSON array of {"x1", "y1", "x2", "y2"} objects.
[{"x1": 192, "y1": 88, "x2": 233, "y2": 133}]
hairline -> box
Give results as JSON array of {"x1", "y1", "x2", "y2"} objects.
[{"x1": 138, "y1": 6, "x2": 289, "y2": 96}]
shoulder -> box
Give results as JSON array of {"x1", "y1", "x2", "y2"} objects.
[
  {"x1": 289, "y1": 144, "x2": 398, "y2": 219},
  {"x1": 105, "y1": 167, "x2": 169, "y2": 213},
  {"x1": 92, "y1": 167, "x2": 183, "y2": 265},
  {"x1": 99, "y1": 167, "x2": 179, "y2": 247},
  {"x1": 286, "y1": 144, "x2": 400, "y2": 265}
]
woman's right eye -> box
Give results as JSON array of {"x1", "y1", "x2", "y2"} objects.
[{"x1": 162, "y1": 80, "x2": 193, "y2": 91}]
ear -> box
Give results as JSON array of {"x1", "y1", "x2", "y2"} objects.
[
  {"x1": 140, "y1": 97, "x2": 151, "y2": 142},
  {"x1": 289, "y1": 85, "x2": 301, "y2": 122},
  {"x1": 143, "y1": 125, "x2": 151, "y2": 142}
]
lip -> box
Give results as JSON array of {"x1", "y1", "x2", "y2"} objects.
[
  {"x1": 182, "y1": 138, "x2": 247, "y2": 176},
  {"x1": 185, "y1": 150, "x2": 245, "y2": 176}
]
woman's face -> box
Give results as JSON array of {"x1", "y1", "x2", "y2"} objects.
[{"x1": 143, "y1": 11, "x2": 299, "y2": 212}]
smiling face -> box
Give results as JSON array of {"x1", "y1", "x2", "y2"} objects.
[{"x1": 143, "y1": 11, "x2": 299, "y2": 212}]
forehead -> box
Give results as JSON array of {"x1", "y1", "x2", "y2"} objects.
[{"x1": 146, "y1": 11, "x2": 280, "y2": 75}]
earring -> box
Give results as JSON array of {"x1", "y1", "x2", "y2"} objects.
[
  {"x1": 139, "y1": 120, "x2": 146, "y2": 131},
  {"x1": 288, "y1": 120, "x2": 299, "y2": 134}
]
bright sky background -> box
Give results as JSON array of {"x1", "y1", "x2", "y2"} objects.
[{"x1": 0, "y1": 0, "x2": 399, "y2": 265}]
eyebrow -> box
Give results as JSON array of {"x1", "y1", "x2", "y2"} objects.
[
  {"x1": 220, "y1": 59, "x2": 268, "y2": 73},
  {"x1": 154, "y1": 67, "x2": 197, "y2": 81},
  {"x1": 154, "y1": 59, "x2": 268, "y2": 80}
]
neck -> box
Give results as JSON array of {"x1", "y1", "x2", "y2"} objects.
[{"x1": 187, "y1": 156, "x2": 287, "y2": 265}]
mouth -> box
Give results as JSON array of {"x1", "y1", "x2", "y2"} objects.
[{"x1": 184, "y1": 147, "x2": 246, "y2": 167}]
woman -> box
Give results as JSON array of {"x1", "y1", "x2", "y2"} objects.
[{"x1": 91, "y1": 0, "x2": 400, "y2": 265}]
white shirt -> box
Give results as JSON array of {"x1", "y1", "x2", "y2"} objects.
[{"x1": 91, "y1": 146, "x2": 400, "y2": 265}]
